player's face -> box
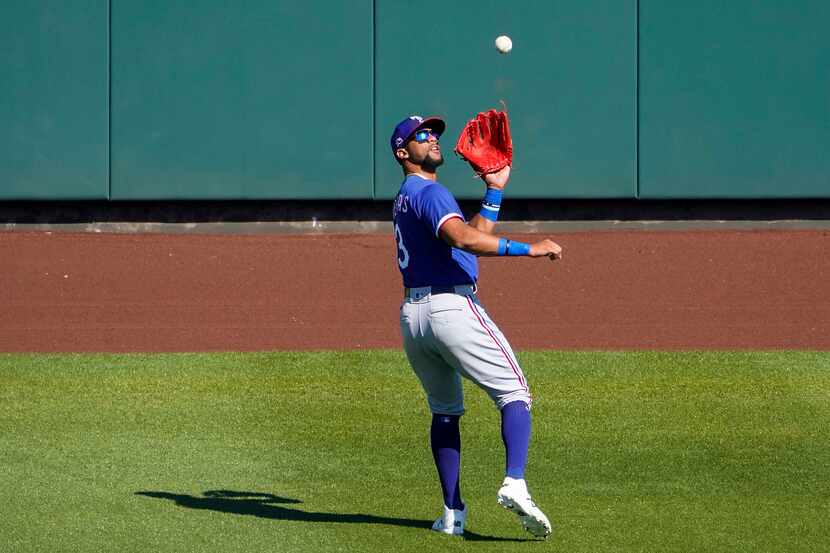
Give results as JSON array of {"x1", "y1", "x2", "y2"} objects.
[{"x1": 407, "y1": 128, "x2": 443, "y2": 170}]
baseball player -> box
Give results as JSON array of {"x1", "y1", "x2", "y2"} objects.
[{"x1": 390, "y1": 113, "x2": 562, "y2": 538}]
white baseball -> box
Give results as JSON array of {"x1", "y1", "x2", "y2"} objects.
[{"x1": 495, "y1": 35, "x2": 512, "y2": 54}]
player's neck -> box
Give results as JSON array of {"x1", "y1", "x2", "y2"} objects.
[{"x1": 405, "y1": 170, "x2": 437, "y2": 181}]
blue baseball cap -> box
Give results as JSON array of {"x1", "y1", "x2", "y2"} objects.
[{"x1": 390, "y1": 115, "x2": 446, "y2": 156}]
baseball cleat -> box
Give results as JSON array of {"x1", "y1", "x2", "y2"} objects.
[
  {"x1": 431, "y1": 504, "x2": 466, "y2": 536},
  {"x1": 497, "y1": 477, "x2": 552, "y2": 538}
]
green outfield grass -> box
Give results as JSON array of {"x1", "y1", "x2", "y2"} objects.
[{"x1": 1, "y1": 351, "x2": 828, "y2": 552}]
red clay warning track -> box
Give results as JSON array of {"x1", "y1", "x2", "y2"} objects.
[{"x1": 1, "y1": 230, "x2": 828, "y2": 352}]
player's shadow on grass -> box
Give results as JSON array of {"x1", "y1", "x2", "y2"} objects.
[{"x1": 135, "y1": 489, "x2": 526, "y2": 542}]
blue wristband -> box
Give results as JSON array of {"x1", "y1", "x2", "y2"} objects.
[
  {"x1": 497, "y1": 238, "x2": 530, "y2": 256},
  {"x1": 506, "y1": 240, "x2": 531, "y2": 256},
  {"x1": 480, "y1": 187, "x2": 503, "y2": 222}
]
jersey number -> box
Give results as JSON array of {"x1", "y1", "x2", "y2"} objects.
[{"x1": 394, "y1": 224, "x2": 410, "y2": 269}]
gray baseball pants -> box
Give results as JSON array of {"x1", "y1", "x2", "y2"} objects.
[{"x1": 400, "y1": 287, "x2": 532, "y2": 416}]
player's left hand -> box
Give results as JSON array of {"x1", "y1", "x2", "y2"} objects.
[
  {"x1": 529, "y1": 239, "x2": 563, "y2": 261},
  {"x1": 455, "y1": 108, "x2": 513, "y2": 176},
  {"x1": 482, "y1": 165, "x2": 511, "y2": 190}
]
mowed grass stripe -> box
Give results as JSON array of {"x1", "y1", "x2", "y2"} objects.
[{"x1": 0, "y1": 351, "x2": 827, "y2": 552}]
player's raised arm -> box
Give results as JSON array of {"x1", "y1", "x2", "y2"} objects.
[
  {"x1": 439, "y1": 218, "x2": 563, "y2": 261},
  {"x1": 468, "y1": 166, "x2": 510, "y2": 234},
  {"x1": 456, "y1": 110, "x2": 512, "y2": 236}
]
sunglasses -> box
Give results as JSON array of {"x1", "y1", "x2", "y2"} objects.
[{"x1": 413, "y1": 129, "x2": 438, "y2": 143}]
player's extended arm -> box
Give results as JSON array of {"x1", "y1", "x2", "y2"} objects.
[{"x1": 439, "y1": 218, "x2": 562, "y2": 260}]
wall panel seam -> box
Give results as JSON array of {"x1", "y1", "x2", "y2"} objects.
[
  {"x1": 634, "y1": 0, "x2": 640, "y2": 199},
  {"x1": 107, "y1": 0, "x2": 112, "y2": 200},
  {"x1": 371, "y1": 0, "x2": 377, "y2": 200}
]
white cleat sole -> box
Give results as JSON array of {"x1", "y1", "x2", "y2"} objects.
[{"x1": 497, "y1": 492, "x2": 552, "y2": 539}]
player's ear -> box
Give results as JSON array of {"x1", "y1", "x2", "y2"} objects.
[{"x1": 396, "y1": 148, "x2": 409, "y2": 161}]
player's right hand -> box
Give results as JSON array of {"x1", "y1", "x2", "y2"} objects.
[
  {"x1": 529, "y1": 239, "x2": 563, "y2": 261},
  {"x1": 481, "y1": 165, "x2": 511, "y2": 190}
]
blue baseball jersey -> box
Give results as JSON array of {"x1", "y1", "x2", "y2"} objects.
[{"x1": 392, "y1": 175, "x2": 478, "y2": 288}]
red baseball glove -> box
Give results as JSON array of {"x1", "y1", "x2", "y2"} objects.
[{"x1": 454, "y1": 108, "x2": 513, "y2": 175}]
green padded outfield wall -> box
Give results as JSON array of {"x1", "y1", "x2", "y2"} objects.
[
  {"x1": 639, "y1": 1, "x2": 830, "y2": 198},
  {"x1": 375, "y1": 0, "x2": 636, "y2": 200},
  {"x1": 0, "y1": 1, "x2": 109, "y2": 200},
  {"x1": 110, "y1": 0, "x2": 373, "y2": 199},
  {"x1": 3, "y1": 1, "x2": 830, "y2": 201}
]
